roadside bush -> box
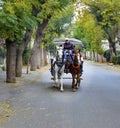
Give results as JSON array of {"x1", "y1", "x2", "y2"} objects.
[
  {"x1": 111, "y1": 56, "x2": 117, "y2": 64},
  {"x1": 117, "y1": 50, "x2": 120, "y2": 56},
  {"x1": 111, "y1": 56, "x2": 120, "y2": 65},
  {"x1": 117, "y1": 55, "x2": 120, "y2": 64}
]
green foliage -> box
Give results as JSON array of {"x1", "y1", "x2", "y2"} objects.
[
  {"x1": 36, "y1": 0, "x2": 75, "y2": 23},
  {"x1": 111, "y1": 56, "x2": 118, "y2": 64},
  {"x1": 57, "y1": 0, "x2": 76, "y2": 9},
  {"x1": 52, "y1": 12, "x2": 74, "y2": 37},
  {"x1": 0, "y1": 0, "x2": 76, "y2": 49},
  {"x1": 0, "y1": 0, "x2": 37, "y2": 41},
  {"x1": 111, "y1": 55, "x2": 120, "y2": 65},
  {"x1": 73, "y1": 12, "x2": 104, "y2": 53},
  {"x1": 117, "y1": 56, "x2": 120, "y2": 64},
  {"x1": 0, "y1": 0, "x2": 76, "y2": 42},
  {"x1": 48, "y1": 43, "x2": 56, "y2": 55},
  {"x1": 42, "y1": 2, "x2": 75, "y2": 47},
  {"x1": 104, "y1": 50, "x2": 120, "y2": 64},
  {"x1": 74, "y1": 44, "x2": 81, "y2": 50},
  {"x1": 92, "y1": 0, "x2": 120, "y2": 39},
  {"x1": 80, "y1": 0, "x2": 120, "y2": 57},
  {"x1": 117, "y1": 50, "x2": 120, "y2": 56}
]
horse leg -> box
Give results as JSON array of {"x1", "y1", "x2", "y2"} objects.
[
  {"x1": 59, "y1": 67, "x2": 64, "y2": 92},
  {"x1": 56, "y1": 73, "x2": 59, "y2": 88},
  {"x1": 72, "y1": 74, "x2": 74, "y2": 89},
  {"x1": 72, "y1": 74, "x2": 76, "y2": 91},
  {"x1": 75, "y1": 76, "x2": 78, "y2": 89},
  {"x1": 59, "y1": 77, "x2": 64, "y2": 92},
  {"x1": 76, "y1": 73, "x2": 80, "y2": 89},
  {"x1": 53, "y1": 68, "x2": 59, "y2": 88}
]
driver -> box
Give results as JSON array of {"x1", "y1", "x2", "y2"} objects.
[{"x1": 63, "y1": 38, "x2": 74, "y2": 62}]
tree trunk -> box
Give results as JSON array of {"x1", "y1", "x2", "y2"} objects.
[
  {"x1": 6, "y1": 40, "x2": 16, "y2": 83},
  {"x1": 92, "y1": 50, "x2": 96, "y2": 62},
  {"x1": 16, "y1": 50, "x2": 22, "y2": 77},
  {"x1": 44, "y1": 47, "x2": 47, "y2": 65},
  {"x1": 90, "y1": 51, "x2": 92, "y2": 60},
  {"x1": 108, "y1": 36, "x2": 116, "y2": 61},
  {"x1": 36, "y1": 47, "x2": 41, "y2": 69},
  {"x1": 30, "y1": 41, "x2": 38, "y2": 71},
  {"x1": 30, "y1": 17, "x2": 50, "y2": 70},
  {"x1": 15, "y1": 4, "x2": 39, "y2": 75},
  {"x1": 16, "y1": 29, "x2": 33, "y2": 77},
  {"x1": 40, "y1": 47, "x2": 44, "y2": 66}
]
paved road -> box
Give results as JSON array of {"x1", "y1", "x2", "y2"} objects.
[{"x1": 1, "y1": 61, "x2": 120, "y2": 128}]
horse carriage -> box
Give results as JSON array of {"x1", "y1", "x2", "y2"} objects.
[{"x1": 50, "y1": 38, "x2": 83, "y2": 92}]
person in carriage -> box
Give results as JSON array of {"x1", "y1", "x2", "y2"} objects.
[{"x1": 63, "y1": 38, "x2": 74, "y2": 62}]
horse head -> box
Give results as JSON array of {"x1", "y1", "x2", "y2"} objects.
[
  {"x1": 72, "y1": 50, "x2": 81, "y2": 66},
  {"x1": 56, "y1": 48, "x2": 63, "y2": 63}
]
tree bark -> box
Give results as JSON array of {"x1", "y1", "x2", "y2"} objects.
[
  {"x1": 40, "y1": 47, "x2": 44, "y2": 66},
  {"x1": 16, "y1": 29, "x2": 33, "y2": 77},
  {"x1": 92, "y1": 50, "x2": 96, "y2": 62},
  {"x1": 30, "y1": 41, "x2": 39, "y2": 71},
  {"x1": 44, "y1": 47, "x2": 47, "y2": 65},
  {"x1": 36, "y1": 47, "x2": 41, "y2": 69},
  {"x1": 6, "y1": 40, "x2": 16, "y2": 83},
  {"x1": 108, "y1": 35, "x2": 116, "y2": 61},
  {"x1": 16, "y1": 4, "x2": 39, "y2": 76},
  {"x1": 30, "y1": 17, "x2": 50, "y2": 71}
]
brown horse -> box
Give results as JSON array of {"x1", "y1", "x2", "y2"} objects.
[{"x1": 71, "y1": 50, "x2": 81, "y2": 91}]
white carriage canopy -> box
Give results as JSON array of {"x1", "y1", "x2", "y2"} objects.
[{"x1": 53, "y1": 38, "x2": 84, "y2": 47}]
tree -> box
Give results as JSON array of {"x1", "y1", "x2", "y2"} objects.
[
  {"x1": 80, "y1": 0, "x2": 120, "y2": 59},
  {"x1": 73, "y1": 11, "x2": 104, "y2": 56},
  {"x1": 0, "y1": 0, "x2": 36, "y2": 82},
  {"x1": 49, "y1": 5, "x2": 74, "y2": 37},
  {"x1": 30, "y1": 0, "x2": 76, "y2": 71},
  {"x1": 16, "y1": 29, "x2": 33, "y2": 77},
  {"x1": 0, "y1": 0, "x2": 77, "y2": 82},
  {"x1": 42, "y1": 5, "x2": 75, "y2": 57}
]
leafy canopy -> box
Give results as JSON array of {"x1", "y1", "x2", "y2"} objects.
[{"x1": 0, "y1": 0, "x2": 36, "y2": 41}]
